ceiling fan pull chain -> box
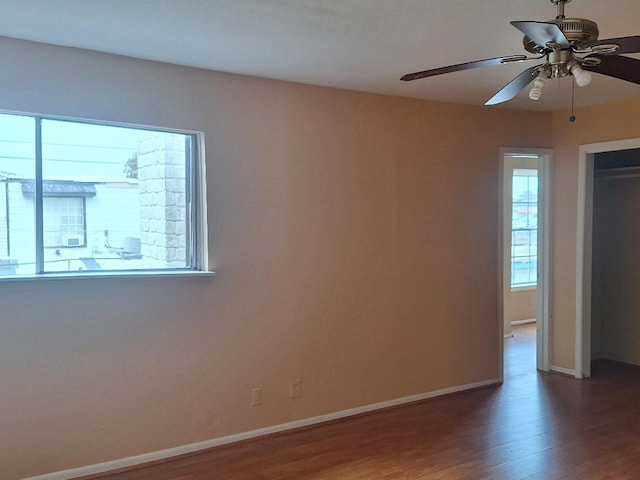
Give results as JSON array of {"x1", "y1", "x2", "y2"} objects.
[{"x1": 570, "y1": 80, "x2": 576, "y2": 122}]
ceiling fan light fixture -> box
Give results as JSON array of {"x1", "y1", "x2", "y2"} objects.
[
  {"x1": 570, "y1": 62, "x2": 592, "y2": 86},
  {"x1": 528, "y1": 74, "x2": 547, "y2": 100}
]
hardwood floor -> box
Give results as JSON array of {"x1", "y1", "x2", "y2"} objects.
[{"x1": 78, "y1": 324, "x2": 640, "y2": 479}]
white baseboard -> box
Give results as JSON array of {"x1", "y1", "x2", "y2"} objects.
[
  {"x1": 23, "y1": 377, "x2": 500, "y2": 480},
  {"x1": 511, "y1": 318, "x2": 536, "y2": 325},
  {"x1": 550, "y1": 365, "x2": 576, "y2": 377}
]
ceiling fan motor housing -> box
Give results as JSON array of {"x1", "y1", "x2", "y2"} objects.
[
  {"x1": 555, "y1": 18, "x2": 599, "y2": 46},
  {"x1": 523, "y1": 18, "x2": 599, "y2": 53}
]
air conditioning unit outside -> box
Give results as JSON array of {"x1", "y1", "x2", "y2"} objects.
[{"x1": 62, "y1": 234, "x2": 83, "y2": 247}]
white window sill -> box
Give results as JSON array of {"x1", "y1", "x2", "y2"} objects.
[{"x1": 0, "y1": 269, "x2": 215, "y2": 283}]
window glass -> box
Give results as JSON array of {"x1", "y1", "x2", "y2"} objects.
[
  {"x1": 0, "y1": 113, "x2": 200, "y2": 277},
  {"x1": 511, "y1": 169, "x2": 538, "y2": 287},
  {"x1": 0, "y1": 113, "x2": 36, "y2": 275}
]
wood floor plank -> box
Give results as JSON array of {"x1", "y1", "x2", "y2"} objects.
[{"x1": 76, "y1": 324, "x2": 640, "y2": 479}]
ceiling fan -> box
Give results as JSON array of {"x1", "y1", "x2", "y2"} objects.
[{"x1": 401, "y1": 0, "x2": 640, "y2": 105}]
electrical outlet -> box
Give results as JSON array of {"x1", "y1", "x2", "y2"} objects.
[
  {"x1": 290, "y1": 379, "x2": 302, "y2": 399},
  {"x1": 251, "y1": 387, "x2": 263, "y2": 406}
]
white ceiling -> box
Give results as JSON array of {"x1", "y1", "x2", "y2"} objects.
[{"x1": 0, "y1": 0, "x2": 639, "y2": 111}]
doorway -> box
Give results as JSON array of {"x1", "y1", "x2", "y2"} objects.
[
  {"x1": 500, "y1": 148, "x2": 552, "y2": 379},
  {"x1": 576, "y1": 138, "x2": 640, "y2": 378}
]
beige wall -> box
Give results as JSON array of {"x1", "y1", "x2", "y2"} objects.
[
  {"x1": 592, "y1": 171, "x2": 640, "y2": 365},
  {"x1": 506, "y1": 289, "x2": 537, "y2": 326},
  {"x1": 0, "y1": 36, "x2": 598, "y2": 479},
  {"x1": 550, "y1": 97, "x2": 640, "y2": 370}
]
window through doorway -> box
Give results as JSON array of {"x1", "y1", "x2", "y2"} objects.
[{"x1": 511, "y1": 168, "x2": 538, "y2": 288}]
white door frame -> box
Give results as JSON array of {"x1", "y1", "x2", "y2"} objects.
[
  {"x1": 500, "y1": 148, "x2": 553, "y2": 379},
  {"x1": 576, "y1": 137, "x2": 640, "y2": 379}
]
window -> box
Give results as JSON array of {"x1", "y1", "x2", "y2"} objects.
[
  {"x1": 0, "y1": 112, "x2": 206, "y2": 277},
  {"x1": 511, "y1": 169, "x2": 538, "y2": 287},
  {"x1": 44, "y1": 197, "x2": 86, "y2": 248}
]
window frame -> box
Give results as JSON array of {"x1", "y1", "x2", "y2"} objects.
[{"x1": 0, "y1": 110, "x2": 211, "y2": 280}]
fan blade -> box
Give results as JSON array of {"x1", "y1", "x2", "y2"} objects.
[
  {"x1": 590, "y1": 36, "x2": 640, "y2": 55},
  {"x1": 400, "y1": 55, "x2": 529, "y2": 81},
  {"x1": 511, "y1": 21, "x2": 570, "y2": 49},
  {"x1": 485, "y1": 65, "x2": 543, "y2": 106},
  {"x1": 583, "y1": 55, "x2": 640, "y2": 85}
]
